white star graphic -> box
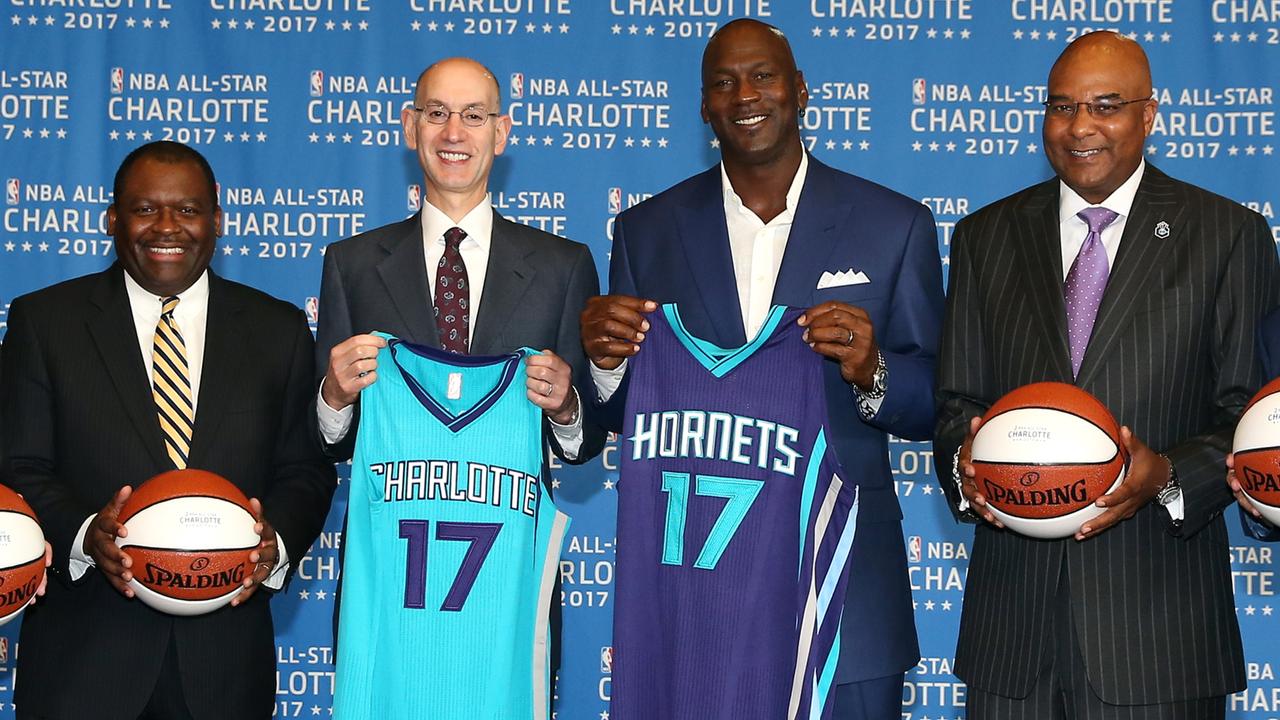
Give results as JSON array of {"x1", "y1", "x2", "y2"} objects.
[
  {"x1": 922, "y1": 484, "x2": 934, "y2": 494},
  {"x1": 508, "y1": 135, "x2": 520, "y2": 146},
  {"x1": 1213, "y1": 32, "x2": 1224, "y2": 42},
  {"x1": 945, "y1": 141, "x2": 956, "y2": 152},
  {"x1": 1045, "y1": 30, "x2": 1057, "y2": 40},
  {"x1": 10, "y1": 15, "x2": 21, "y2": 26},
  {"x1": 125, "y1": 17, "x2": 136, "y2": 27},
  {"x1": 160, "y1": 18, "x2": 170, "y2": 28},
  {"x1": 240, "y1": 131, "x2": 250, "y2": 142},
  {"x1": 343, "y1": 20, "x2": 353, "y2": 30},
  {"x1": 211, "y1": 18, "x2": 221, "y2": 29},
  {"x1": 925, "y1": 600, "x2": 935, "y2": 610},
  {"x1": 316, "y1": 589, "x2": 328, "y2": 600},
  {"x1": 551, "y1": 479, "x2": 561, "y2": 489},
  {"x1": 543, "y1": 22, "x2": 553, "y2": 33},
  {"x1": 326, "y1": 132, "x2": 337, "y2": 143},
  {"x1": 139, "y1": 130, "x2": 151, "y2": 140},
  {"x1": 657, "y1": 137, "x2": 668, "y2": 148},
  {"x1": 927, "y1": 28, "x2": 938, "y2": 39},
  {"x1": 222, "y1": 245, "x2": 234, "y2": 256},
  {"x1": 1246, "y1": 145, "x2": 1257, "y2": 155},
  {"x1": 1231, "y1": 32, "x2": 1241, "y2": 42},
  {"x1": 36, "y1": 241, "x2": 47, "y2": 252},
  {"x1": 1263, "y1": 146, "x2": 1274, "y2": 155},
  {"x1": 1161, "y1": 32, "x2": 1171, "y2": 42},
  {"x1": 710, "y1": 138, "x2": 720, "y2": 149},
  {"x1": 812, "y1": 26, "x2": 823, "y2": 38},
  {"x1": 628, "y1": 24, "x2": 638, "y2": 35},
  {"x1": 611, "y1": 24, "x2": 621, "y2": 34},
  {"x1": 309, "y1": 132, "x2": 319, "y2": 143},
  {"x1": 943, "y1": 28, "x2": 954, "y2": 39},
  {"x1": 1246, "y1": 605, "x2": 1256, "y2": 615},
  {"x1": 227, "y1": 18, "x2": 238, "y2": 29},
  {"x1": 559, "y1": 23, "x2": 569, "y2": 33},
  {"x1": 828, "y1": 26, "x2": 839, "y2": 37},
  {"x1": 21, "y1": 241, "x2": 32, "y2": 252},
  {"x1": 825, "y1": 139, "x2": 836, "y2": 150},
  {"x1": 928, "y1": 141, "x2": 939, "y2": 151},
  {"x1": 1144, "y1": 31, "x2": 1154, "y2": 42},
  {"x1": 109, "y1": 129, "x2": 120, "y2": 140},
  {"x1": 600, "y1": 712, "x2": 610, "y2": 720},
  {"x1": 1263, "y1": 605, "x2": 1274, "y2": 616},
  {"x1": 1249, "y1": 32, "x2": 1259, "y2": 42},
  {"x1": 525, "y1": 22, "x2": 536, "y2": 33},
  {"x1": 842, "y1": 139, "x2": 853, "y2": 150},
  {"x1": 1026, "y1": 142, "x2": 1039, "y2": 153},
  {"x1": 542, "y1": 135, "x2": 553, "y2": 146},
  {"x1": 326, "y1": 20, "x2": 336, "y2": 30},
  {"x1": 428, "y1": 21, "x2": 438, "y2": 31},
  {"x1": 312, "y1": 706, "x2": 321, "y2": 716},
  {"x1": 960, "y1": 28, "x2": 971, "y2": 39},
  {"x1": 244, "y1": 18, "x2": 255, "y2": 30},
  {"x1": 124, "y1": 129, "x2": 136, "y2": 140},
  {"x1": 359, "y1": 20, "x2": 368, "y2": 30},
  {"x1": 912, "y1": 141, "x2": 922, "y2": 151},
  {"x1": 641, "y1": 137, "x2": 652, "y2": 147},
  {"x1": 1147, "y1": 145, "x2": 1157, "y2": 155},
  {"x1": 3, "y1": 241, "x2": 13, "y2": 252},
  {"x1": 1012, "y1": 29, "x2": 1023, "y2": 40},
  {"x1": 257, "y1": 131, "x2": 267, "y2": 142},
  {"x1": 240, "y1": 245, "x2": 250, "y2": 255},
  {"x1": 645, "y1": 25, "x2": 655, "y2": 36},
  {"x1": 845, "y1": 27, "x2": 855, "y2": 37},
  {"x1": 1228, "y1": 145, "x2": 1239, "y2": 156},
  {"x1": 410, "y1": 20, "x2": 420, "y2": 31},
  {"x1": 624, "y1": 137, "x2": 635, "y2": 147},
  {"x1": 1029, "y1": 29, "x2": 1040, "y2": 40},
  {"x1": 143, "y1": 17, "x2": 154, "y2": 28},
  {"x1": 342, "y1": 133, "x2": 352, "y2": 143},
  {"x1": 942, "y1": 600, "x2": 953, "y2": 610},
  {"x1": 603, "y1": 479, "x2": 615, "y2": 490}
]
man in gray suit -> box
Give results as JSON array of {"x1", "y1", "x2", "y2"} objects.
[
  {"x1": 936, "y1": 32, "x2": 1279, "y2": 718},
  {"x1": 313, "y1": 58, "x2": 606, "y2": 669},
  {"x1": 315, "y1": 57, "x2": 604, "y2": 463}
]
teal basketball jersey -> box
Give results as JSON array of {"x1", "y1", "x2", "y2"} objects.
[{"x1": 334, "y1": 334, "x2": 568, "y2": 720}]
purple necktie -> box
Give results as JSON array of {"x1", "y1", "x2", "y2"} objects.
[
  {"x1": 1064, "y1": 206, "x2": 1119, "y2": 377},
  {"x1": 433, "y1": 226, "x2": 470, "y2": 354}
]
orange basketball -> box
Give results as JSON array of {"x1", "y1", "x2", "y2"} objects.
[
  {"x1": 970, "y1": 382, "x2": 1128, "y2": 538},
  {"x1": 116, "y1": 469, "x2": 259, "y2": 616},
  {"x1": 1232, "y1": 377, "x2": 1280, "y2": 527},
  {"x1": 0, "y1": 485, "x2": 46, "y2": 626}
]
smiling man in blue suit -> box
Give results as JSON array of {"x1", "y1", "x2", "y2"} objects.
[{"x1": 579, "y1": 18, "x2": 944, "y2": 718}]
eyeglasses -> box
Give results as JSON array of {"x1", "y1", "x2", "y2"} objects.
[
  {"x1": 412, "y1": 104, "x2": 499, "y2": 127},
  {"x1": 1042, "y1": 97, "x2": 1151, "y2": 119}
]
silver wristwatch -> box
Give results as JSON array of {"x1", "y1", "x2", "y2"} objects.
[{"x1": 1155, "y1": 453, "x2": 1182, "y2": 506}]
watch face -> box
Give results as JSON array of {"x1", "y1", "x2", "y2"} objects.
[{"x1": 1158, "y1": 486, "x2": 1182, "y2": 505}]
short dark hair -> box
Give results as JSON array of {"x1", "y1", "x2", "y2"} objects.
[{"x1": 112, "y1": 141, "x2": 218, "y2": 206}]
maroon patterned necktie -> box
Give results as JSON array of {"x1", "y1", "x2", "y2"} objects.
[{"x1": 433, "y1": 226, "x2": 470, "y2": 354}]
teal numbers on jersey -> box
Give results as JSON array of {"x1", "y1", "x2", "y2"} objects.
[
  {"x1": 398, "y1": 520, "x2": 502, "y2": 612},
  {"x1": 659, "y1": 472, "x2": 764, "y2": 570}
]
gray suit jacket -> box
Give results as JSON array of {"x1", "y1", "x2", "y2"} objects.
[
  {"x1": 314, "y1": 210, "x2": 605, "y2": 463},
  {"x1": 934, "y1": 164, "x2": 1280, "y2": 704}
]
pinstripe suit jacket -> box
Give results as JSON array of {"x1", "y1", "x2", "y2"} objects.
[{"x1": 934, "y1": 164, "x2": 1280, "y2": 705}]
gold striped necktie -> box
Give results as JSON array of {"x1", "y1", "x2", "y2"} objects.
[{"x1": 152, "y1": 295, "x2": 194, "y2": 469}]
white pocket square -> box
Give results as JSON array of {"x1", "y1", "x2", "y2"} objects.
[{"x1": 816, "y1": 269, "x2": 870, "y2": 289}]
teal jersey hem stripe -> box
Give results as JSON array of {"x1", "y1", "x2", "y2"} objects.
[{"x1": 797, "y1": 428, "x2": 828, "y2": 579}]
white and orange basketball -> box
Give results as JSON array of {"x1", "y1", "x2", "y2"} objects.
[
  {"x1": 970, "y1": 382, "x2": 1128, "y2": 539},
  {"x1": 1232, "y1": 377, "x2": 1280, "y2": 527},
  {"x1": 0, "y1": 485, "x2": 46, "y2": 626},
  {"x1": 116, "y1": 469, "x2": 259, "y2": 616}
]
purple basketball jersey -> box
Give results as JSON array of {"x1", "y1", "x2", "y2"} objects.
[{"x1": 612, "y1": 304, "x2": 859, "y2": 720}]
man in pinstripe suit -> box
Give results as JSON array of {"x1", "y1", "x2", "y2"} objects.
[{"x1": 935, "y1": 32, "x2": 1280, "y2": 719}]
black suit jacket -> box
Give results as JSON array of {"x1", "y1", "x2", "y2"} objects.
[
  {"x1": 1, "y1": 266, "x2": 337, "y2": 720},
  {"x1": 935, "y1": 164, "x2": 1280, "y2": 704},
  {"x1": 314, "y1": 210, "x2": 605, "y2": 463}
]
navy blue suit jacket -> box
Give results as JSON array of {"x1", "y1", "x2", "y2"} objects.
[
  {"x1": 599, "y1": 156, "x2": 944, "y2": 683},
  {"x1": 1243, "y1": 307, "x2": 1280, "y2": 541}
]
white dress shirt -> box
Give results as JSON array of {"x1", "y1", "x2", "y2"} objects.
[
  {"x1": 316, "y1": 198, "x2": 585, "y2": 457},
  {"x1": 70, "y1": 270, "x2": 291, "y2": 588},
  {"x1": 956, "y1": 160, "x2": 1182, "y2": 521}
]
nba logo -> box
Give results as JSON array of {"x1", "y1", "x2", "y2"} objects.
[
  {"x1": 600, "y1": 646, "x2": 613, "y2": 673},
  {"x1": 510, "y1": 72, "x2": 524, "y2": 100},
  {"x1": 110, "y1": 67, "x2": 124, "y2": 95},
  {"x1": 5, "y1": 178, "x2": 18, "y2": 206},
  {"x1": 907, "y1": 535, "x2": 922, "y2": 563},
  {"x1": 310, "y1": 70, "x2": 324, "y2": 97},
  {"x1": 608, "y1": 187, "x2": 622, "y2": 214},
  {"x1": 407, "y1": 184, "x2": 421, "y2": 211},
  {"x1": 911, "y1": 78, "x2": 926, "y2": 106},
  {"x1": 304, "y1": 296, "x2": 320, "y2": 325}
]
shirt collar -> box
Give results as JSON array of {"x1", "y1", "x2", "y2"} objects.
[
  {"x1": 421, "y1": 197, "x2": 493, "y2": 251},
  {"x1": 1058, "y1": 159, "x2": 1145, "y2": 225},
  {"x1": 720, "y1": 148, "x2": 809, "y2": 223},
  {"x1": 122, "y1": 267, "x2": 210, "y2": 310}
]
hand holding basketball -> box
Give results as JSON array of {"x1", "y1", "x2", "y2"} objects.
[
  {"x1": 798, "y1": 301, "x2": 878, "y2": 390},
  {"x1": 232, "y1": 497, "x2": 278, "y2": 607},
  {"x1": 580, "y1": 295, "x2": 657, "y2": 370},
  {"x1": 1074, "y1": 427, "x2": 1168, "y2": 541},
  {"x1": 1226, "y1": 453, "x2": 1267, "y2": 523},
  {"x1": 958, "y1": 416, "x2": 1005, "y2": 528},
  {"x1": 85, "y1": 485, "x2": 135, "y2": 598}
]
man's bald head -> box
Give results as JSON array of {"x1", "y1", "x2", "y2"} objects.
[
  {"x1": 1042, "y1": 30, "x2": 1157, "y2": 204},
  {"x1": 701, "y1": 19, "x2": 798, "y2": 86},
  {"x1": 415, "y1": 57, "x2": 503, "y2": 112},
  {"x1": 1050, "y1": 31, "x2": 1152, "y2": 98}
]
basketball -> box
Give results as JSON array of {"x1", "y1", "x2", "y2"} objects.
[
  {"x1": 0, "y1": 485, "x2": 46, "y2": 626},
  {"x1": 116, "y1": 469, "x2": 260, "y2": 616},
  {"x1": 970, "y1": 382, "x2": 1129, "y2": 539},
  {"x1": 1232, "y1": 377, "x2": 1280, "y2": 527}
]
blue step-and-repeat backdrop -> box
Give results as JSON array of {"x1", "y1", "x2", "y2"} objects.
[{"x1": 2, "y1": 2, "x2": 1279, "y2": 718}]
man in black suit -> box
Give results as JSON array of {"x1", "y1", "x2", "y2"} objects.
[
  {"x1": 315, "y1": 56, "x2": 604, "y2": 465},
  {"x1": 1, "y1": 141, "x2": 337, "y2": 719},
  {"x1": 936, "y1": 32, "x2": 1279, "y2": 718}
]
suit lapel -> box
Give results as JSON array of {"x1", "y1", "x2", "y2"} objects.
[
  {"x1": 376, "y1": 213, "x2": 440, "y2": 347},
  {"x1": 773, "y1": 158, "x2": 846, "y2": 308},
  {"x1": 1012, "y1": 181, "x2": 1074, "y2": 381},
  {"x1": 188, "y1": 273, "x2": 242, "y2": 468},
  {"x1": 1076, "y1": 166, "x2": 1185, "y2": 386},
  {"x1": 675, "y1": 169, "x2": 746, "y2": 347},
  {"x1": 471, "y1": 212, "x2": 535, "y2": 355},
  {"x1": 85, "y1": 267, "x2": 170, "y2": 469}
]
